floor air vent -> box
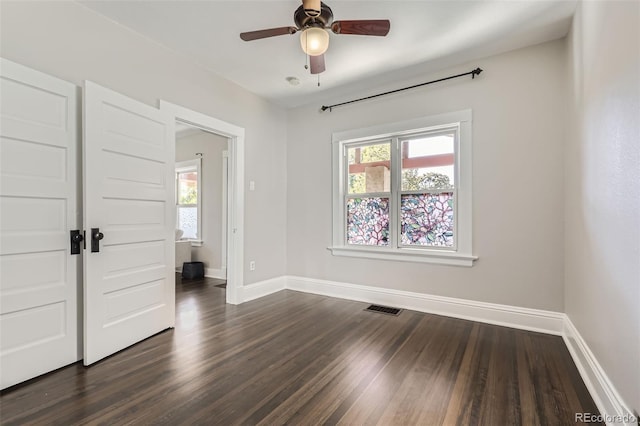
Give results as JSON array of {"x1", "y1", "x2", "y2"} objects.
[{"x1": 364, "y1": 304, "x2": 402, "y2": 316}]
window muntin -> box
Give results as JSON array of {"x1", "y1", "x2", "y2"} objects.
[
  {"x1": 177, "y1": 206, "x2": 198, "y2": 239},
  {"x1": 398, "y1": 130, "x2": 457, "y2": 249},
  {"x1": 400, "y1": 192, "x2": 454, "y2": 247},
  {"x1": 342, "y1": 130, "x2": 457, "y2": 250},
  {"x1": 347, "y1": 141, "x2": 391, "y2": 194},
  {"x1": 345, "y1": 140, "x2": 392, "y2": 246},
  {"x1": 331, "y1": 110, "x2": 474, "y2": 266},
  {"x1": 177, "y1": 171, "x2": 198, "y2": 205},
  {"x1": 176, "y1": 159, "x2": 201, "y2": 243},
  {"x1": 401, "y1": 132, "x2": 455, "y2": 191},
  {"x1": 346, "y1": 197, "x2": 390, "y2": 246}
]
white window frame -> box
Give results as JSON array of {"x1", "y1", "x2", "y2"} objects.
[
  {"x1": 176, "y1": 158, "x2": 202, "y2": 246},
  {"x1": 330, "y1": 110, "x2": 477, "y2": 267}
]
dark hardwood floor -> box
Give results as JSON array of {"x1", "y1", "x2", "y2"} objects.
[{"x1": 1, "y1": 275, "x2": 601, "y2": 425}]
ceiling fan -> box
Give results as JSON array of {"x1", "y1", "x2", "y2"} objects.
[{"x1": 239, "y1": 0, "x2": 390, "y2": 75}]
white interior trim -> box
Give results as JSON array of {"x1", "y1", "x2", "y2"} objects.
[
  {"x1": 160, "y1": 100, "x2": 244, "y2": 304},
  {"x1": 205, "y1": 268, "x2": 226, "y2": 280},
  {"x1": 221, "y1": 150, "x2": 229, "y2": 276},
  {"x1": 328, "y1": 246, "x2": 477, "y2": 266},
  {"x1": 330, "y1": 110, "x2": 475, "y2": 266},
  {"x1": 285, "y1": 276, "x2": 564, "y2": 334},
  {"x1": 562, "y1": 317, "x2": 637, "y2": 426},
  {"x1": 240, "y1": 275, "x2": 563, "y2": 334},
  {"x1": 241, "y1": 277, "x2": 287, "y2": 303}
]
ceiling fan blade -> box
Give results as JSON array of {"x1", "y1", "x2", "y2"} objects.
[
  {"x1": 310, "y1": 54, "x2": 326, "y2": 74},
  {"x1": 240, "y1": 27, "x2": 298, "y2": 41},
  {"x1": 331, "y1": 20, "x2": 390, "y2": 36}
]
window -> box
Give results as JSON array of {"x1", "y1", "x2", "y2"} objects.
[
  {"x1": 331, "y1": 110, "x2": 476, "y2": 266},
  {"x1": 176, "y1": 158, "x2": 202, "y2": 245}
]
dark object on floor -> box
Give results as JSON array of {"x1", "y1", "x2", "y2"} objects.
[
  {"x1": 215, "y1": 283, "x2": 227, "y2": 289},
  {"x1": 364, "y1": 304, "x2": 402, "y2": 316},
  {"x1": 182, "y1": 262, "x2": 204, "y2": 280}
]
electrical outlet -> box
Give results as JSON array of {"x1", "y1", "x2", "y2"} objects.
[{"x1": 249, "y1": 261, "x2": 256, "y2": 271}]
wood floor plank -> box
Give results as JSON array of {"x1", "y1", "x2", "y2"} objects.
[
  {"x1": 341, "y1": 315, "x2": 469, "y2": 425},
  {"x1": 0, "y1": 276, "x2": 603, "y2": 425}
]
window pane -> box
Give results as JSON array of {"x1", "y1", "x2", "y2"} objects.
[
  {"x1": 401, "y1": 134, "x2": 454, "y2": 190},
  {"x1": 347, "y1": 197, "x2": 389, "y2": 246},
  {"x1": 347, "y1": 142, "x2": 391, "y2": 194},
  {"x1": 178, "y1": 171, "x2": 197, "y2": 204},
  {"x1": 178, "y1": 206, "x2": 198, "y2": 239},
  {"x1": 401, "y1": 193, "x2": 453, "y2": 247}
]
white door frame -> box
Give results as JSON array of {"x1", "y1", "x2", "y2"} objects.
[
  {"x1": 160, "y1": 101, "x2": 244, "y2": 305},
  {"x1": 221, "y1": 150, "x2": 229, "y2": 278}
]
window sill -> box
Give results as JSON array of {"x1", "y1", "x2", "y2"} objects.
[
  {"x1": 328, "y1": 246, "x2": 477, "y2": 267},
  {"x1": 178, "y1": 239, "x2": 203, "y2": 247}
]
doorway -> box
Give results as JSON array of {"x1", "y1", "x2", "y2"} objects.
[
  {"x1": 175, "y1": 123, "x2": 229, "y2": 282},
  {"x1": 160, "y1": 101, "x2": 244, "y2": 305}
]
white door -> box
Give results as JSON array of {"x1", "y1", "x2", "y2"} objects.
[
  {"x1": 0, "y1": 59, "x2": 80, "y2": 389},
  {"x1": 83, "y1": 81, "x2": 175, "y2": 365}
]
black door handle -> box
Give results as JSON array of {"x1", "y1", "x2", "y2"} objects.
[
  {"x1": 70, "y1": 230, "x2": 84, "y2": 255},
  {"x1": 91, "y1": 228, "x2": 104, "y2": 253}
]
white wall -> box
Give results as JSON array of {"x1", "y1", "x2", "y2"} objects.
[
  {"x1": 176, "y1": 129, "x2": 227, "y2": 272},
  {"x1": 287, "y1": 40, "x2": 567, "y2": 311},
  {"x1": 0, "y1": 1, "x2": 288, "y2": 285},
  {"x1": 565, "y1": 0, "x2": 640, "y2": 412}
]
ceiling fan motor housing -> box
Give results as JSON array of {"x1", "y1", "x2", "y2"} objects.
[
  {"x1": 302, "y1": 0, "x2": 321, "y2": 17},
  {"x1": 295, "y1": 2, "x2": 333, "y2": 29}
]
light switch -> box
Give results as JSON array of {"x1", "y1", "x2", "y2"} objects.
[{"x1": 249, "y1": 181, "x2": 255, "y2": 191}]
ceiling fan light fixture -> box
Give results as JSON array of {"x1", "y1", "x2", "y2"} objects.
[
  {"x1": 302, "y1": 0, "x2": 321, "y2": 17},
  {"x1": 300, "y1": 27, "x2": 329, "y2": 56}
]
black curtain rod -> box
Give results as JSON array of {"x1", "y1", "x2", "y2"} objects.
[{"x1": 320, "y1": 67, "x2": 483, "y2": 112}]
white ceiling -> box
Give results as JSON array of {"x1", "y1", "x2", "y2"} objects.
[{"x1": 78, "y1": 1, "x2": 577, "y2": 108}]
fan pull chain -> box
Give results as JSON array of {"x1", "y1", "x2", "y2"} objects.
[
  {"x1": 304, "y1": 37, "x2": 309, "y2": 70},
  {"x1": 317, "y1": 74, "x2": 320, "y2": 87}
]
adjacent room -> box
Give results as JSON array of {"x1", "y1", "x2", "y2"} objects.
[{"x1": 0, "y1": 0, "x2": 638, "y2": 424}]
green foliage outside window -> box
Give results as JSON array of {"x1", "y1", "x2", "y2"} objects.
[
  {"x1": 402, "y1": 169, "x2": 451, "y2": 190},
  {"x1": 179, "y1": 186, "x2": 197, "y2": 205},
  {"x1": 349, "y1": 170, "x2": 450, "y2": 193},
  {"x1": 360, "y1": 144, "x2": 390, "y2": 162}
]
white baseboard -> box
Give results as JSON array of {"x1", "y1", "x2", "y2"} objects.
[
  {"x1": 175, "y1": 266, "x2": 226, "y2": 280},
  {"x1": 285, "y1": 275, "x2": 565, "y2": 335},
  {"x1": 205, "y1": 268, "x2": 226, "y2": 279},
  {"x1": 241, "y1": 276, "x2": 286, "y2": 302},
  {"x1": 562, "y1": 317, "x2": 636, "y2": 426}
]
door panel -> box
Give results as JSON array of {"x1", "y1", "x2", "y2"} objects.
[
  {"x1": 83, "y1": 81, "x2": 174, "y2": 365},
  {"x1": 0, "y1": 58, "x2": 80, "y2": 389}
]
